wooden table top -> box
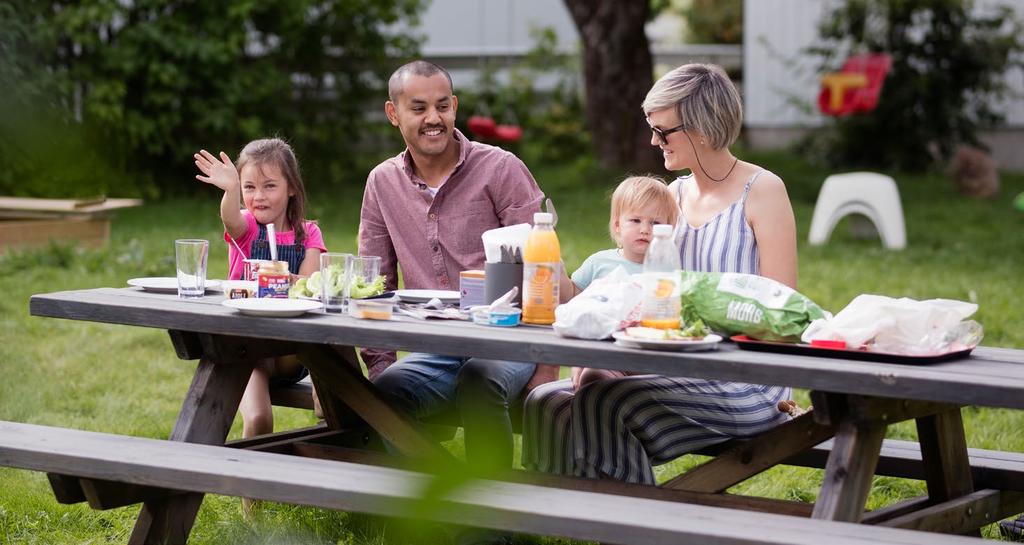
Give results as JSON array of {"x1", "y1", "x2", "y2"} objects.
[{"x1": 30, "y1": 287, "x2": 1024, "y2": 410}]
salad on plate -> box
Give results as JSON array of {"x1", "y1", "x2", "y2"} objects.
[{"x1": 288, "y1": 264, "x2": 386, "y2": 300}]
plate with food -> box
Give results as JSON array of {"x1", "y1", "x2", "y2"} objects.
[
  {"x1": 221, "y1": 298, "x2": 322, "y2": 317},
  {"x1": 395, "y1": 289, "x2": 461, "y2": 304},
  {"x1": 127, "y1": 277, "x2": 221, "y2": 294},
  {"x1": 613, "y1": 326, "x2": 722, "y2": 352}
]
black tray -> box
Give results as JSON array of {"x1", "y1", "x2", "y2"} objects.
[{"x1": 730, "y1": 335, "x2": 974, "y2": 365}]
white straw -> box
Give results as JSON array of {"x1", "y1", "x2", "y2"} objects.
[
  {"x1": 227, "y1": 234, "x2": 245, "y2": 258},
  {"x1": 267, "y1": 223, "x2": 277, "y2": 261}
]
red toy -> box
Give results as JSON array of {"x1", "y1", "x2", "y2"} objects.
[
  {"x1": 492, "y1": 124, "x2": 523, "y2": 143},
  {"x1": 818, "y1": 53, "x2": 892, "y2": 116},
  {"x1": 467, "y1": 115, "x2": 498, "y2": 139}
]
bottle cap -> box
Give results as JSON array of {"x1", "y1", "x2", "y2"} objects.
[
  {"x1": 533, "y1": 212, "x2": 553, "y2": 224},
  {"x1": 653, "y1": 224, "x2": 673, "y2": 236}
]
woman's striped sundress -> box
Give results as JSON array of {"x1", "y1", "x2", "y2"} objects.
[{"x1": 521, "y1": 170, "x2": 792, "y2": 485}]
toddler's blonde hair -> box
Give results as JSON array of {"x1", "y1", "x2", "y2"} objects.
[{"x1": 608, "y1": 176, "x2": 679, "y2": 245}]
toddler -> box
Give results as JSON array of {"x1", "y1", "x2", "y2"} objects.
[{"x1": 564, "y1": 176, "x2": 679, "y2": 389}]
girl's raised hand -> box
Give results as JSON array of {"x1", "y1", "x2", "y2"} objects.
[{"x1": 194, "y1": 150, "x2": 239, "y2": 192}]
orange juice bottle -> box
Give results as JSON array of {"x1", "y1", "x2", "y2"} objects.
[
  {"x1": 522, "y1": 212, "x2": 561, "y2": 325},
  {"x1": 640, "y1": 224, "x2": 681, "y2": 329}
]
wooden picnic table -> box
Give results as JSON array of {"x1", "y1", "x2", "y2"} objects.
[{"x1": 13, "y1": 286, "x2": 1024, "y2": 544}]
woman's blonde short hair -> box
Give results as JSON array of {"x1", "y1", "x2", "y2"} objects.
[
  {"x1": 642, "y1": 63, "x2": 742, "y2": 150},
  {"x1": 609, "y1": 176, "x2": 680, "y2": 245}
]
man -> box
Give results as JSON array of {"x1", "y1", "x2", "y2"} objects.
[{"x1": 359, "y1": 60, "x2": 553, "y2": 471}]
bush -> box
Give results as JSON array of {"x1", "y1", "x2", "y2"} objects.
[
  {"x1": 804, "y1": 0, "x2": 1024, "y2": 172},
  {"x1": 680, "y1": 0, "x2": 743, "y2": 44},
  {"x1": 0, "y1": 0, "x2": 423, "y2": 198},
  {"x1": 455, "y1": 27, "x2": 591, "y2": 168}
]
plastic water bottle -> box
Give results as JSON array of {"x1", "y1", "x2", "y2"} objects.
[
  {"x1": 522, "y1": 212, "x2": 561, "y2": 325},
  {"x1": 641, "y1": 223, "x2": 682, "y2": 329}
]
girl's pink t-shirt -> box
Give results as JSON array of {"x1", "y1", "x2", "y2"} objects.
[{"x1": 224, "y1": 211, "x2": 327, "y2": 280}]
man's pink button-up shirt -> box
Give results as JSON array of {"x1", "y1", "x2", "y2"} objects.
[{"x1": 358, "y1": 129, "x2": 544, "y2": 371}]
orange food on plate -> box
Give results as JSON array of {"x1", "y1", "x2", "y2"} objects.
[{"x1": 640, "y1": 317, "x2": 681, "y2": 330}]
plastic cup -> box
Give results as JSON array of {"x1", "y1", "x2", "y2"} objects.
[
  {"x1": 242, "y1": 258, "x2": 267, "y2": 282},
  {"x1": 320, "y1": 252, "x2": 352, "y2": 313},
  {"x1": 346, "y1": 256, "x2": 382, "y2": 303},
  {"x1": 175, "y1": 239, "x2": 209, "y2": 299}
]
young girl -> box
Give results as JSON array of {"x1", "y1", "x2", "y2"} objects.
[
  {"x1": 194, "y1": 138, "x2": 327, "y2": 440},
  {"x1": 561, "y1": 176, "x2": 679, "y2": 389}
]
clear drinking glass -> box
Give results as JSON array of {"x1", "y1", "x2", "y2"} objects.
[
  {"x1": 175, "y1": 239, "x2": 209, "y2": 299},
  {"x1": 345, "y1": 256, "x2": 382, "y2": 303},
  {"x1": 320, "y1": 252, "x2": 352, "y2": 313}
]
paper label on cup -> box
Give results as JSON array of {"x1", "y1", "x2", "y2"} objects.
[{"x1": 257, "y1": 272, "x2": 290, "y2": 298}]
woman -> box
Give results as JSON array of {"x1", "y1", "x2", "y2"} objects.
[{"x1": 522, "y1": 63, "x2": 798, "y2": 485}]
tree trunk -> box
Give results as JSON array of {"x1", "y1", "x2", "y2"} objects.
[{"x1": 563, "y1": 0, "x2": 664, "y2": 173}]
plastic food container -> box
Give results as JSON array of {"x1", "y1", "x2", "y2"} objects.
[
  {"x1": 472, "y1": 308, "x2": 522, "y2": 327},
  {"x1": 460, "y1": 269, "x2": 486, "y2": 309},
  {"x1": 256, "y1": 260, "x2": 291, "y2": 298},
  {"x1": 221, "y1": 280, "x2": 257, "y2": 299},
  {"x1": 347, "y1": 299, "x2": 394, "y2": 320}
]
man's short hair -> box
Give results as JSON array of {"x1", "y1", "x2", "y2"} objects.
[
  {"x1": 642, "y1": 63, "x2": 742, "y2": 150},
  {"x1": 388, "y1": 60, "x2": 454, "y2": 102}
]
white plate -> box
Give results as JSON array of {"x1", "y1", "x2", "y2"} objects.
[
  {"x1": 612, "y1": 332, "x2": 723, "y2": 352},
  {"x1": 221, "y1": 298, "x2": 323, "y2": 317},
  {"x1": 395, "y1": 289, "x2": 461, "y2": 304},
  {"x1": 127, "y1": 277, "x2": 221, "y2": 294}
]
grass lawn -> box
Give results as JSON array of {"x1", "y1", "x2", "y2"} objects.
[{"x1": 1, "y1": 149, "x2": 1023, "y2": 544}]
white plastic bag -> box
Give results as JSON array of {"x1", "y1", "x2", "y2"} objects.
[
  {"x1": 801, "y1": 294, "x2": 982, "y2": 355},
  {"x1": 553, "y1": 266, "x2": 641, "y2": 339}
]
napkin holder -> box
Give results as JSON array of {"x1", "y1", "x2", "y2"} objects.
[{"x1": 484, "y1": 262, "x2": 523, "y2": 306}]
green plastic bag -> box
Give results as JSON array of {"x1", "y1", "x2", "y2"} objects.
[{"x1": 679, "y1": 271, "x2": 827, "y2": 342}]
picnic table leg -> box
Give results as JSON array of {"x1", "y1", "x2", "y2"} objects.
[
  {"x1": 811, "y1": 418, "x2": 887, "y2": 522},
  {"x1": 909, "y1": 407, "x2": 980, "y2": 536},
  {"x1": 916, "y1": 408, "x2": 974, "y2": 503},
  {"x1": 127, "y1": 356, "x2": 252, "y2": 545},
  {"x1": 298, "y1": 343, "x2": 450, "y2": 460},
  {"x1": 662, "y1": 411, "x2": 837, "y2": 493}
]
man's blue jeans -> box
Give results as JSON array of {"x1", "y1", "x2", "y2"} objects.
[{"x1": 372, "y1": 353, "x2": 535, "y2": 469}]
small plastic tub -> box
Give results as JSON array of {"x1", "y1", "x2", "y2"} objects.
[
  {"x1": 472, "y1": 308, "x2": 522, "y2": 327},
  {"x1": 347, "y1": 299, "x2": 394, "y2": 320},
  {"x1": 221, "y1": 280, "x2": 257, "y2": 299}
]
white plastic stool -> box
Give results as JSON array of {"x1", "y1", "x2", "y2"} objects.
[{"x1": 808, "y1": 172, "x2": 906, "y2": 250}]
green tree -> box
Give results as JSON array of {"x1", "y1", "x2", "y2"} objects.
[
  {"x1": 682, "y1": 0, "x2": 743, "y2": 44},
  {"x1": 0, "y1": 0, "x2": 422, "y2": 197},
  {"x1": 805, "y1": 0, "x2": 1024, "y2": 172}
]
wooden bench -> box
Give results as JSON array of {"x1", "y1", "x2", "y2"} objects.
[
  {"x1": 0, "y1": 197, "x2": 142, "y2": 251},
  {"x1": 0, "y1": 420, "x2": 988, "y2": 545},
  {"x1": 271, "y1": 378, "x2": 523, "y2": 435},
  {"x1": 271, "y1": 381, "x2": 1024, "y2": 491}
]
